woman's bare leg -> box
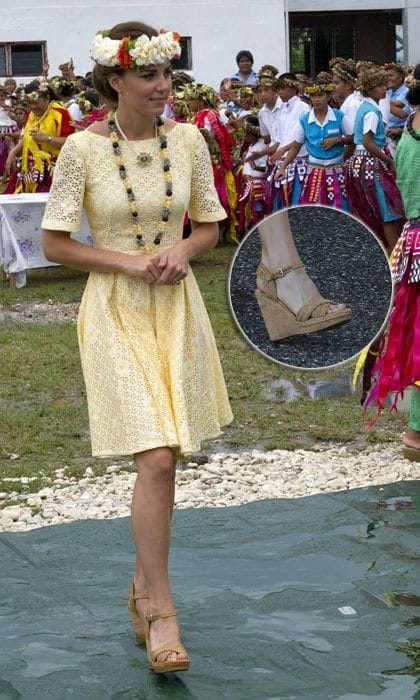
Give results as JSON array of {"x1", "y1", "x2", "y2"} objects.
[
  {"x1": 258, "y1": 211, "x2": 347, "y2": 314},
  {"x1": 131, "y1": 446, "x2": 187, "y2": 663}
]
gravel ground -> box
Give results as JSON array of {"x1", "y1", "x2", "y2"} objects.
[
  {"x1": 229, "y1": 206, "x2": 392, "y2": 369},
  {"x1": 0, "y1": 299, "x2": 79, "y2": 324},
  {"x1": 0, "y1": 444, "x2": 417, "y2": 532}
]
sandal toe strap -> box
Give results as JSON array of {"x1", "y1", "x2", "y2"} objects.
[
  {"x1": 152, "y1": 643, "x2": 189, "y2": 663},
  {"x1": 296, "y1": 297, "x2": 334, "y2": 322}
]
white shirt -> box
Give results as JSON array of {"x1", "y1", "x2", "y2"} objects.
[
  {"x1": 278, "y1": 95, "x2": 310, "y2": 157},
  {"x1": 242, "y1": 140, "x2": 267, "y2": 177},
  {"x1": 339, "y1": 92, "x2": 362, "y2": 132},
  {"x1": 258, "y1": 96, "x2": 283, "y2": 144},
  {"x1": 65, "y1": 99, "x2": 82, "y2": 121},
  {"x1": 361, "y1": 97, "x2": 383, "y2": 134},
  {"x1": 379, "y1": 95, "x2": 391, "y2": 128}
]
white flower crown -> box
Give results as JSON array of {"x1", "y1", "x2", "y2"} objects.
[{"x1": 89, "y1": 30, "x2": 181, "y2": 69}]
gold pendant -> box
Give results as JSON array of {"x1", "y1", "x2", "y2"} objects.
[{"x1": 136, "y1": 152, "x2": 153, "y2": 166}]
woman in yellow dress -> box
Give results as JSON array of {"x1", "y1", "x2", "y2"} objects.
[
  {"x1": 5, "y1": 78, "x2": 74, "y2": 193},
  {"x1": 42, "y1": 21, "x2": 232, "y2": 675}
]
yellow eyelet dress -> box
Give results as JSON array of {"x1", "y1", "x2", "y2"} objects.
[{"x1": 42, "y1": 123, "x2": 233, "y2": 457}]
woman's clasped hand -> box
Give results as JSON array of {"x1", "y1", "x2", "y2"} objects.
[{"x1": 122, "y1": 242, "x2": 189, "y2": 285}]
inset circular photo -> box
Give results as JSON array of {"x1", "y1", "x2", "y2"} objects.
[{"x1": 228, "y1": 205, "x2": 393, "y2": 369}]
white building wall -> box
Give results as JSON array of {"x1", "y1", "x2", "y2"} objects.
[
  {"x1": 0, "y1": 0, "x2": 288, "y2": 87},
  {"x1": 403, "y1": 0, "x2": 420, "y2": 65}
]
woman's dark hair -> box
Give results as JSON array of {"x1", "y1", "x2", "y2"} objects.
[
  {"x1": 244, "y1": 114, "x2": 259, "y2": 127},
  {"x1": 236, "y1": 50, "x2": 254, "y2": 66},
  {"x1": 82, "y1": 90, "x2": 100, "y2": 108},
  {"x1": 407, "y1": 63, "x2": 420, "y2": 106},
  {"x1": 24, "y1": 79, "x2": 57, "y2": 102},
  {"x1": 57, "y1": 81, "x2": 75, "y2": 98},
  {"x1": 92, "y1": 21, "x2": 158, "y2": 104}
]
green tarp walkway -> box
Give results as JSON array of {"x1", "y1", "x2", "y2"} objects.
[{"x1": 0, "y1": 481, "x2": 418, "y2": 699}]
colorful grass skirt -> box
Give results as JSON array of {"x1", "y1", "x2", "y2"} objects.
[
  {"x1": 298, "y1": 161, "x2": 349, "y2": 210},
  {"x1": 266, "y1": 157, "x2": 307, "y2": 212},
  {"x1": 237, "y1": 176, "x2": 266, "y2": 236},
  {"x1": 366, "y1": 220, "x2": 420, "y2": 419},
  {"x1": 345, "y1": 149, "x2": 404, "y2": 241}
]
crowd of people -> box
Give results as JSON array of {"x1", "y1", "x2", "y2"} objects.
[
  {"x1": 1, "y1": 20, "x2": 419, "y2": 675},
  {"x1": 0, "y1": 52, "x2": 417, "y2": 247},
  {"x1": 0, "y1": 49, "x2": 419, "y2": 456}
]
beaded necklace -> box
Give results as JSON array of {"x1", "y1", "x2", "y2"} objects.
[
  {"x1": 406, "y1": 110, "x2": 420, "y2": 142},
  {"x1": 108, "y1": 112, "x2": 172, "y2": 247}
]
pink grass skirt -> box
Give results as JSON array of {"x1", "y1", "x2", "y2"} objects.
[{"x1": 366, "y1": 220, "x2": 420, "y2": 421}]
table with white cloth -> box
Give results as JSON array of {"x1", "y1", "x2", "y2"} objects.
[{"x1": 0, "y1": 193, "x2": 92, "y2": 288}]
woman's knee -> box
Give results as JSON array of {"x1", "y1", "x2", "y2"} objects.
[{"x1": 134, "y1": 447, "x2": 176, "y2": 481}]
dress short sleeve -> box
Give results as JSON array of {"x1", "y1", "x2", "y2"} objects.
[
  {"x1": 42, "y1": 134, "x2": 86, "y2": 232},
  {"x1": 187, "y1": 126, "x2": 227, "y2": 222}
]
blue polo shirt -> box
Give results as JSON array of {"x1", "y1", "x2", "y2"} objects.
[
  {"x1": 387, "y1": 84, "x2": 411, "y2": 128},
  {"x1": 230, "y1": 70, "x2": 257, "y2": 86},
  {"x1": 295, "y1": 106, "x2": 351, "y2": 162}
]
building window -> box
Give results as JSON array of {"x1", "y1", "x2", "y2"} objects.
[
  {"x1": 0, "y1": 42, "x2": 46, "y2": 77},
  {"x1": 171, "y1": 37, "x2": 192, "y2": 71},
  {"x1": 290, "y1": 25, "x2": 354, "y2": 76}
]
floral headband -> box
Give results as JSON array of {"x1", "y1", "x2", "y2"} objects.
[
  {"x1": 90, "y1": 30, "x2": 181, "y2": 69},
  {"x1": 176, "y1": 83, "x2": 219, "y2": 108},
  {"x1": 359, "y1": 69, "x2": 388, "y2": 93},
  {"x1": 405, "y1": 74, "x2": 420, "y2": 89},
  {"x1": 276, "y1": 77, "x2": 300, "y2": 91},
  {"x1": 25, "y1": 76, "x2": 50, "y2": 101},
  {"x1": 244, "y1": 121, "x2": 260, "y2": 135},
  {"x1": 384, "y1": 62, "x2": 406, "y2": 76},
  {"x1": 306, "y1": 82, "x2": 334, "y2": 95},
  {"x1": 332, "y1": 65, "x2": 357, "y2": 85}
]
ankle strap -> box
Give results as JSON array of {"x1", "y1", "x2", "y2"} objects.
[
  {"x1": 257, "y1": 261, "x2": 304, "y2": 301},
  {"x1": 258, "y1": 261, "x2": 304, "y2": 283},
  {"x1": 271, "y1": 262, "x2": 304, "y2": 280},
  {"x1": 146, "y1": 610, "x2": 176, "y2": 622}
]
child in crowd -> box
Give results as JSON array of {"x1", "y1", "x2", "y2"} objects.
[
  {"x1": 269, "y1": 73, "x2": 310, "y2": 209},
  {"x1": 345, "y1": 68, "x2": 405, "y2": 249},
  {"x1": 237, "y1": 115, "x2": 268, "y2": 234},
  {"x1": 275, "y1": 80, "x2": 353, "y2": 210}
]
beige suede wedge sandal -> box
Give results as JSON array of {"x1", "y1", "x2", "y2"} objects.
[
  {"x1": 255, "y1": 262, "x2": 352, "y2": 342},
  {"x1": 144, "y1": 610, "x2": 190, "y2": 674}
]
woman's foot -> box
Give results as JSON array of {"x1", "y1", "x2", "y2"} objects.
[
  {"x1": 403, "y1": 428, "x2": 420, "y2": 450},
  {"x1": 273, "y1": 265, "x2": 348, "y2": 318},
  {"x1": 147, "y1": 609, "x2": 189, "y2": 664},
  {"x1": 255, "y1": 261, "x2": 351, "y2": 341}
]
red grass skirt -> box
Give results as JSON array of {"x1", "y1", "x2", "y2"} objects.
[
  {"x1": 366, "y1": 220, "x2": 420, "y2": 420},
  {"x1": 237, "y1": 176, "x2": 266, "y2": 235},
  {"x1": 345, "y1": 150, "x2": 404, "y2": 242}
]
